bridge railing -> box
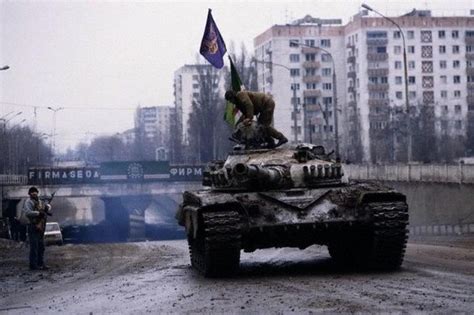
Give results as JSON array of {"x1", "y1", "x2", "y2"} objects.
[
  {"x1": 344, "y1": 164, "x2": 474, "y2": 184},
  {"x1": 0, "y1": 174, "x2": 28, "y2": 185}
]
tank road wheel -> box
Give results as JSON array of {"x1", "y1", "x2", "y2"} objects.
[
  {"x1": 188, "y1": 210, "x2": 241, "y2": 277},
  {"x1": 328, "y1": 201, "x2": 409, "y2": 271}
]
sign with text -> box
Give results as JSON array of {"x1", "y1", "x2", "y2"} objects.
[
  {"x1": 169, "y1": 165, "x2": 205, "y2": 181},
  {"x1": 100, "y1": 161, "x2": 170, "y2": 181},
  {"x1": 28, "y1": 167, "x2": 101, "y2": 185}
]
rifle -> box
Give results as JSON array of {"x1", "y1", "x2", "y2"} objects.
[{"x1": 36, "y1": 191, "x2": 57, "y2": 234}]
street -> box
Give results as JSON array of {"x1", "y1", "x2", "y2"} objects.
[{"x1": 1, "y1": 238, "x2": 473, "y2": 314}]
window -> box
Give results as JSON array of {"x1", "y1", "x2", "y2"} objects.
[
  {"x1": 455, "y1": 120, "x2": 462, "y2": 129},
  {"x1": 306, "y1": 83, "x2": 317, "y2": 89},
  {"x1": 323, "y1": 83, "x2": 332, "y2": 90},
  {"x1": 192, "y1": 75, "x2": 199, "y2": 80},
  {"x1": 192, "y1": 92, "x2": 200, "y2": 97},
  {"x1": 454, "y1": 90, "x2": 461, "y2": 98},
  {"x1": 322, "y1": 68, "x2": 332, "y2": 76},
  {"x1": 409, "y1": 91, "x2": 417, "y2": 99},
  {"x1": 305, "y1": 39, "x2": 315, "y2": 47},
  {"x1": 321, "y1": 53, "x2": 331, "y2": 62},
  {"x1": 438, "y1": 30, "x2": 445, "y2": 39},
  {"x1": 290, "y1": 54, "x2": 300, "y2": 62},
  {"x1": 408, "y1": 61, "x2": 416, "y2": 70},
  {"x1": 394, "y1": 46, "x2": 401, "y2": 54},
  {"x1": 305, "y1": 68, "x2": 317, "y2": 76},
  {"x1": 393, "y1": 31, "x2": 401, "y2": 39},
  {"x1": 440, "y1": 75, "x2": 447, "y2": 84},
  {"x1": 408, "y1": 76, "x2": 416, "y2": 85},
  {"x1": 441, "y1": 90, "x2": 447, "y2": 98},
  {"x1": 440, "y1": 60, "x2": 447, "y2": 69},
  {"x1": 396, "y1": 91, "x2": 403, "y2": 99},
  {"x1": 289, "y1": 39, "x2": 299, "y2": 47},
  {"x1": 408, "y1": 46, "x2": 415, "y2": 54},
  {"x1": 321, "y1": 39, "x2": 331, "y2": 47},
  {"x1": 467, "y1": 46, "x2": 474, "y2": 53},
  {"x1": 453, "y1": 45, "x2": 460, "y2": 54},
  {"x1": 395, "y1": 76, "x2": 402, "y2": 85},
  {"x1": 305, "y1": 53, "x2": 316, "y2": 61},
  {"x1": 453, "y1": 60, "x2": 460, "y2": 68},
  {"x1": 394, "y1": 61, "x2": 402, "y2": 69},
  {"x1": 454, "y1": 75, "x2": 461, "y2": 84},
  {"x1": 455, "y1": 105, "x2": 462, "y2": 113},
  {"x1": 452, "y1": 30, "x2": 459, "y2": 39},
  {"x1": 439, "y1": 45, "x2": 446, "y2": 54},
  {"x1": 192, "y1": 83, "x2": 199, "y2": 89},
  {"x1": 380, "y1": 76, "x2": 388, "y2": 84},
  {"x1": 291, "y1": 83, "x2": 300, "y2": 90},
  {"x1": 421, "y1": 31, "x2": 432, "y2": 43},
  {"x1": 422, "y1": 46, "x2": 433, "y2": 58},
  {"x1": 290, "y1": 69, "x2": 300, "y2": 76},
  {"x1": 407, "y1": 30, "x2": 414, "y2": 39}
]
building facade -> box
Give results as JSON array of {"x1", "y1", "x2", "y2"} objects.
[
  {"x1": 134, "y1": 106, "x2": 173, "y2": 160},
  {"x1": 254, "y1": 11, "x2": 474, "y2": 163}
]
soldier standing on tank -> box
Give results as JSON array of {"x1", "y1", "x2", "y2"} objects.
[
  {"x1": 23, "y1": 186, "x2": 52, "y2": 270},
  {"x1": 225, "y1": 90, "x2": 288, "y2": 147}
]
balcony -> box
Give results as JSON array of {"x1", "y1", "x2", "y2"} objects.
[
  {"x1": 347, "y1": 56, "x2": 356, "y2": 64},
  {"x1": 348, "y1": 101, "x2": 357, "y2": 108},
  {"x1": 301, "y1": 46, "x2": 319, "y2": 54},
  {"x1": 466, "y1": 53, "x2": 474, "y2": 60},
  {"x1": 347, "y1": 71, "x2": 356, "y2": 79},
  {"x1": 467, "y1": 95, "x2": 474, "y2": 104},
  {"x1": 467, "y1": 82, "x2": 474, "y2": 91},
  {"x1": 368, "y1": 99, "x2": 388, "y2": 106},
  {"x1": 303, "y1": 75, "x2": 321, "y2": 83},
  {"x1": 368, "y1": 83, "x2": 389, "y2": 91},
  {"x1": 367, "y1": 68, "x2": 389, "y2": 76},
  {"x1": 465, "y1": 36, "x2": 474, "y2": 45},
  {"x1": 303, "y1": 89, "x2": 322, "y2": 97},
  {"x1": 367, "y1": 53, "x2": 388, "y2": 61},
  {"x1": 304, "y1": 104, "x2": 321, "y2": 112},
  {"x1": 348, "y1": 86, "x2": 355, "y2": 94},
  {"x1": 467, "y1": 67, "x2": 474, "y2": 76},
  {"x1": 366, "y1": 38, "x2": 388, "y2": 46},
  {"x1": 302, "y1": 61, "x2": 321, "y2": 68}
]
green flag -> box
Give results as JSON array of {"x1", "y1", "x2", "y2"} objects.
[{"x1": 224, "y1": 56, "x2": 244, "y2": 126}]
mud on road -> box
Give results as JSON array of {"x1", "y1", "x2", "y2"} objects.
[{"x1": 1, "y1": 238, "x2": 473, "y2": 314}]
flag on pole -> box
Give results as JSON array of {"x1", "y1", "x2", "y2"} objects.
[
  {"x1": 199, "y1": 9, "x2": 227, "y2": 69},
  {"x1": 224, "y1": 56, "x2": 244, "y2": 126}
]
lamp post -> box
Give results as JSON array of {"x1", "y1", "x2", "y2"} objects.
[
  {"x1": 47, "y1": 106, "x2": 64, "y2": 157},
  {"x1": 289, "y1": 41, "x2": 340, "y2": 160},
  {"x1": 362, "y1": 4, "x2": 411, "y2": 162},
  {"x1": 254, "y1": 58, "x2": 300, "y2": 143}
]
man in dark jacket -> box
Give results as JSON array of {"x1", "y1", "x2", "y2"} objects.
[
  {"x1": 23, "y1": 186, "x2": 52, "y2": 270},
  {"x1": 225, "y1": 90, "x2": 288, "y2": 147}
]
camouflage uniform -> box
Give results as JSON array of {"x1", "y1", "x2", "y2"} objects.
[
  {"x1": 24, "y1": 197, "x2": 51, "y2": 270},
  {"x1": 234, "y1": 91, "x2": 286, "y2": 142}
]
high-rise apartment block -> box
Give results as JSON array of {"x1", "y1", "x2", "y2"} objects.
[{"x1": 254, "y1": 11, "x2": 474, "y2": 162}]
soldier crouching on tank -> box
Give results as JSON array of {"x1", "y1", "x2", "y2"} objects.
[
  {"x1": 225, "y1": 90, "x2": 288, "y2": 147},
  {"x1": 23, "y1": 186, "x2": 52, "y2": 271}
]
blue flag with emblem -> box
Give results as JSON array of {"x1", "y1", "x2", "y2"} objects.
[{"x1": 199, "y1": 9, "x2": 227, "y2": 69}]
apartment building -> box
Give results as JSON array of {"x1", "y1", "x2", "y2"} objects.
[
  {"x1": 254, "y1": 10, "x2": 474, "y2": 163},
  {"x1": 134, "y1": 106, "x2": 174, "y2": 160},
  {"x1": 173, "y1": 64, "x2": 226, "y2": 146}
]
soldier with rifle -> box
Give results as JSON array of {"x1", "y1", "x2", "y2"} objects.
[{"x1": 23, "y1": 186, "x2": 54, "y2": 270}]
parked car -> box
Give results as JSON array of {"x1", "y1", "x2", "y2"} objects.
[{"x1": 44, "y1": 222, "x2": 63, "y2": 246}]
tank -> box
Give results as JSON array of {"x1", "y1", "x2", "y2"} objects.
[{"x1": 176, "y1": 124, "x2": 409, "y2": 277}]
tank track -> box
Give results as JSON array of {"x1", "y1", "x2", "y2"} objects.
[
  {"x1": 188, "y1": 210, "x2": 241, "y2": 277},
  {"x1": 328, "y1": 201, "x2": 409, "y2": 270}
]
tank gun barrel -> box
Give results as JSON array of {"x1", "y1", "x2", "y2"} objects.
[{"x1": 232, "y1": 163, "x2": 287, "y2": 187}]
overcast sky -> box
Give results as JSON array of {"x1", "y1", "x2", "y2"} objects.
[{"x1": 1, "y1": 0, "x2": 473, "y2": 152}]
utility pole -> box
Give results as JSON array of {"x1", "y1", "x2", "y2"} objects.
[{"x1": 47, "y1": 106, "x2": 64, "y2": 162}]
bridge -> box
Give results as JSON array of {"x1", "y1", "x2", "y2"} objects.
[{"x1": 1, "y1": 162, "x2": 204, "y2": 241}]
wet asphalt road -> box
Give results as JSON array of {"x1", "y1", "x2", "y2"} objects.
[{"x1": 0, "y1": 238, "x2": 473, "y2": 314}]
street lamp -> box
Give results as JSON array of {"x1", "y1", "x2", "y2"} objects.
[
  {"x1": 47, "y1": 106, "x2": 64, "y2": 156},
  {"x1": 289, "y1": 41, "x2": 340, "y2": 160},
  {"x1": 253, "y1": 58, "x2": 300, "y2": 143},
  {"x1": 0, "y1": 65, "x2": 9, "y2": 71},
  {"x1": 362, "y1": 3, "x2": 412, "y2": 162}
]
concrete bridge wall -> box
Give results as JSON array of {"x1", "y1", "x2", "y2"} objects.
[{"x1": 344, "y1": 164, "x2": 474, "y2": 236}]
